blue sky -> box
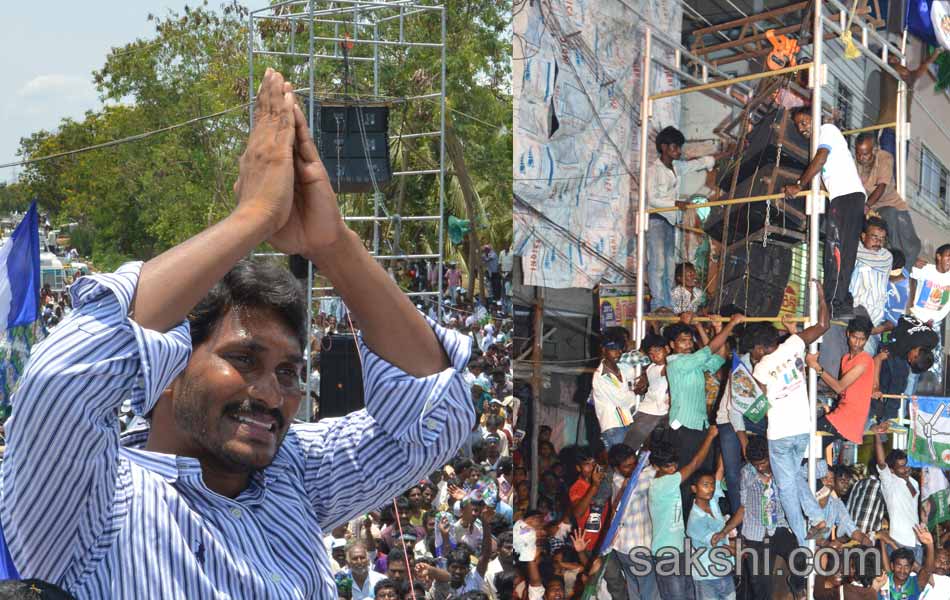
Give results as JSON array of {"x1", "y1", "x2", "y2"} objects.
[{"x1": 1, "y1": 1, "x2": 270, "y2": 182}]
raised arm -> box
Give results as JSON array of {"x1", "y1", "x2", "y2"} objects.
[
  {"x1": 915, "y1": 524, "x2": 936, "y2": 585},
  {"x1": 798, "y1": 280, "x2": 830, "y2": 346},
  {"x1": 873, "y1": 423, "x2": 888, "y2": 469},
  {"x1": 707, "y1": 314, "x2": 745, "y2": 356},
  {"x1": 679, "y1": 425, "x2": 719, "y2": 481},
  {"x1": 806, "y1": 352, "x2": 868, "y2": 395},
  {"x1": 277, "y1": 100, "x2": 447, "y2": 377},
  {"x1": 476, "y1": 506, "x2": 495, "y2": 577}
]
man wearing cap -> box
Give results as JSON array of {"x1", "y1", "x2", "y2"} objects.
[{"x1": 590, "y1": 329, "x2": 639, "y2": 449}]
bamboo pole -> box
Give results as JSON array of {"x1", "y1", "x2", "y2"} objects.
[
  {"x1": 529, "y1": 290, "x2": 543, "y2": 510},
  {"x1": 642, "y1": 315, "x2": 809, "y2": 322},
  {"x1": 647, "y1": 190, "x2": 826, "y2": 214},
  {"x1": 634, "y1": 28, "x2": 652, "y2": 346},
  {"x1": 841, "y1": 121, "x2": 896, "y2": 136},
  {"x1": 648, "y1": 62, "x2": 812, "y2": 101}
]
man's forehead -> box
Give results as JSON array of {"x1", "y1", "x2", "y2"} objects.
[{"x1": 212, "y1": 307, "x2": 303, "y2": 358}]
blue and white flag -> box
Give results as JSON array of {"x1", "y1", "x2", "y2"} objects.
[
  {"x1": 599, "y1": 450, "x2": 650, "y2": 555},
  {"x1": 0, "y1": 202, "x2": 42, "y2": 410},
  {"x1": 908, "y1": 396, "x2": 950, "y2": 468},
  {"x1": 906, "y1": 0, "x2": 950, "y2": 51}
]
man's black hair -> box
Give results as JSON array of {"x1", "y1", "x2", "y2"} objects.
[
  {"x1": 496, "y1": 457, "x2": 513, "y2": 476},
  {"x1": 497, "y1": 530, "x2": 514, "y2": 546},
  {"x1": 493, "y1": 571, "x2": 515, "y2": 599},
  {"x1": 601, "y1": 328, "x2": 627, "y2": 350},
  {"x1": 457, "y1": 592, "x2": 490, "y2": 600},
  {"x1": 847, "y1": 315, "x2": 873, "y2": 337},
  {"x1": 831, "y1": 464, "x2": 854, "y2": 480},
  {"x1": 374, "y1": 578, "x2": 399, "y2": 595},
  {"x1": 388, "y1": 546, "x2": 410, "y2": 564},
  {"x1": 545, "y1": 575, "x2": 566, "y2": 590},
  {"x1": 446, "y1": 549, "x2": 471, "y2": 568},
  {"x1": 746, "y1": 436, "x2": 769, "y2": 463},
  {"x1": 664, "y1": 322, "x2": 694, "y2": 345},
  {"x1": 401, "y1": 580, "x2": 428, "y2": 599},
  {"x1": 607, "y1": 443, "x2": 637, "y2": 468},
  {"x1": 655, "y1": 126, "x2": 686, "y2": 154},
  {"x1": 937, "y1": 243, "x2": 950, "y2": 256},
  {"x1": 642, "y1": 333, "x2": 667, "y2": 352},
  {"x1": 891, "y1": 248, "x2": 906, "y2": 271},
  {"x1": 855, "y1": 132, "x2": 876, "y2": 147},
  {"x1": 742, "y1": 323, "x2": 781, "y2": 353},
  {"x1": 485, "y1": 414, "x2": 505, "y2": 429},
  {"x1": 790, "y1": 105, "x2": 811, "y2": 120},
  {"x1": 863, "y1": 216, "x2": 889, "y2": 235},
  {"x1": 885, "y1": 448, "x2": 907, "y2": 470},
  {"x1": 394, "y1": 496, "x2": 410, "y2": 512},
  {"x1": 574, "y1": 447, "x2": 594, "y2": 464},
  {"x1": 452, "y1": 457, "x2": 474, "y2": 474},
  {"x1": 648, "y1": 440, "x2": 678, "y2": 468},
  {"x1": 0, "y1": 579, "x2": 77, "y2": 599},
  {"x1": 890, "y1": 547, "x2": 915, "y2": 566},
  {"x1": 691, "y1": 468, "x2": 716, "y2": 483},
  {"x1": 911, "y1": 349, "x2": 935, "y2": 374},
  {"x1": 522, "y1": 509, "x2": 544, "y2": 519},
  {"x1": 604, "y1": 325, "x2": 632, "y2": 343},
  {"x1": 189, "y1": 259, "x2": 307, "y2": 351}
]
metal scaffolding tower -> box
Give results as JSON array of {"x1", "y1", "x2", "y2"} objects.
[{"x1": 248, "y1": 0, "x2": 447, "y2": 420}]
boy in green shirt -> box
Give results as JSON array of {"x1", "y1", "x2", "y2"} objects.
[{"x1": 649, "y1": 425, "x2": 719, "y2": 599}]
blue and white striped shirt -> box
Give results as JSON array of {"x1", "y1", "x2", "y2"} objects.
[{"x1": 2, "y1": 262, "x2": 473, "y2": 599}]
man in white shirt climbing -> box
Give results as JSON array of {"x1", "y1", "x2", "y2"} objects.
[{"x1": 784, "y1": 107, "x2": 867, "y2": 319}]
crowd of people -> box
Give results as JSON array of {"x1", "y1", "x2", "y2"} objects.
[
  {"x1": 517, "y1": 104, "x2": 950, "y2": 599},
  {"x1": 303, "y1": 275, "x2": 517, "y2": 600}
]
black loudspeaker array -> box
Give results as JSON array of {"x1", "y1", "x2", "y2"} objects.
[
  {"x1": 304, "y1": 100, "x2": 391, "y2": 193},
  {"x1": 715, "y1": 243, "x2": 794, "y2": 317},
  {"x1": 704, "y1": 107, "x2": 811, "y2": 245},
  {"x1": 318, "y1": 334, "x2": 365, "y2": 419}
]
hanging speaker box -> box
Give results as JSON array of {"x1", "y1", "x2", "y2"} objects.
[{"x1": 303, "y1": 100, "x2": 392, "y2": 193}]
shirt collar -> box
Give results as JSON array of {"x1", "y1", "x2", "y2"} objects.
[{"x1": 119, "y1": 420, "x2": 295, "y2": 490}]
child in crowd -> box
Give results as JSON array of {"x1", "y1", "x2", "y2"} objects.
[
  {"x1": 671, "y1": 262, "x2": 706, "y2": 315},
  {"x1": 622, "y1": 333, "x2": 670, "y2": 451}
]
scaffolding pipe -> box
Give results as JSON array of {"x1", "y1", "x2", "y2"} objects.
[
  {"x1": 634, "y1": 27, "x2": 651, "y2": 347},
  {"x1": 642, "y1": 315, "x2": 810, "y2": 322},
  {"x1": 806, "y1": 1, "x2": 823, "y2": 596},
  {"x1": 648, "y1": 62, "x2": 812, "y2": 101},
  {"x1": 896, "y1": 30, "x2": 909, "y2": 201},
  {"x1": 646, "y1": 190, "x2": 824, "y2": 214},
  {"x1": 841, "y1": 121, "x2": 897, "y2": 136}
]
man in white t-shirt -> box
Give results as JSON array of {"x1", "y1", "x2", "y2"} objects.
[
  {"x1": 907, "y1": 244, "x2": 950, "y2": 326},
  {"x1": 748, "y1": 280, "x2": 831, "y2": 546},
  {"x1": 873, "y1": 423, "x2": 922, "y2": 563},
  {"x1": 622, "y1": 333, "x2": 669, "y2": 451},
  {"x1": 784, "y1": 107, "x2": 867, "y2": 319}
]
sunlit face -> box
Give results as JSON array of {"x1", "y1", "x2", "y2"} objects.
[
  {"x1": 892, "y1": 557, "x2": 913, "y2": 585},
  {"x1": 165, "y1": 307, "x2": 303, "y2": 473},
  {"x1": 578, "y1": 458, "x2": 595, "y2": 478},
  {"x1": 935, "y1": 549, "x2": 950, "y2": 576},
  {"x1": 448, "y1": 561, "x2": 469, "y2": 588},
  {"x1": 861, "y1": 225, "x2": 886, "y2": 252},
  {"x1": 387, "y1": 558, "x2": 408, "y2": 583},
  {"x1": 681, "y1": 266, "x2": 698, "y2": 288},
  {"x1": 545, "y1": 580, "x2": 565, "y2": 600},
  {"x1": 692, "y1": 475, "x2": 716, "y2": 502},
  {"x1": 660, "y1": 143, "x2": 683, "y2": 161},
  {"x1": 751, "y1": 458, "x2": 771, "y2": 477},
  {"x1": 647, "y1": 345, "x2": 668, "y2": 365},
  {"x1": 892, "y1": 457, "x2": 912, "y2": 480},
  {"x1": 602, "y1": 347, "x2": 622, "y2": 365},
  {"x1": 347, "y1": 546, "x2": 370, "y2": 577},
  {"x1": 855, "y1": 139, "x2": 874, "y2": 166},
  {"x1": 847, "y1": 330, "x2": 869, "y2": 354},
  {"x1": 833, "y1": 474, "x2": 853, "y2": 498},
  {"x1": 937, "y1": 250, "x2": 950, "y2": 274},
  {"x1": 670, "y1": 332, "x2": 695, "y2": 355},
  {"x1": 794, "y1": 112, "x2": 812, "y2": 138},
  {"x1": 407, "y1": 487, "x2": 423, "y2": 509}
]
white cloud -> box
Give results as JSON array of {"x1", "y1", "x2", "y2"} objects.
[{"x1": 16, "y1": 74, "x2": 96, "y2": 101}]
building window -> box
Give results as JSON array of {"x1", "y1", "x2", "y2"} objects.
[
  {"x1": 920, "y1": 145, "x2": 950, "y2": 214},
  {"x1": 836, "y1": 80, "x2": 853, "y2": 132}
]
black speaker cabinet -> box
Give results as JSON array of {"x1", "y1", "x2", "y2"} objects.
[
  {"x1": 714, "y1": 243, "x2": 794, "y2": 317},
  {"x1": 319, "y1": 334, "x2": 365, "y2": 418},
  {"x1": 303, "y1": 100, "x2": 392, "y2": 193}
]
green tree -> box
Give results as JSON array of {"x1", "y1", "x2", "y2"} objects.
[{"x1": 16, "y1": 0, "x2": 511, "y2": 278}]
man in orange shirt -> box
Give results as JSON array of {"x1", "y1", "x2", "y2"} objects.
[
  {"x1": 806, "y1": 316, "x2": 876, "y2": 459},
  {"x1": 567, "y1": 450, "x2": 605, "y2": 549}
]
